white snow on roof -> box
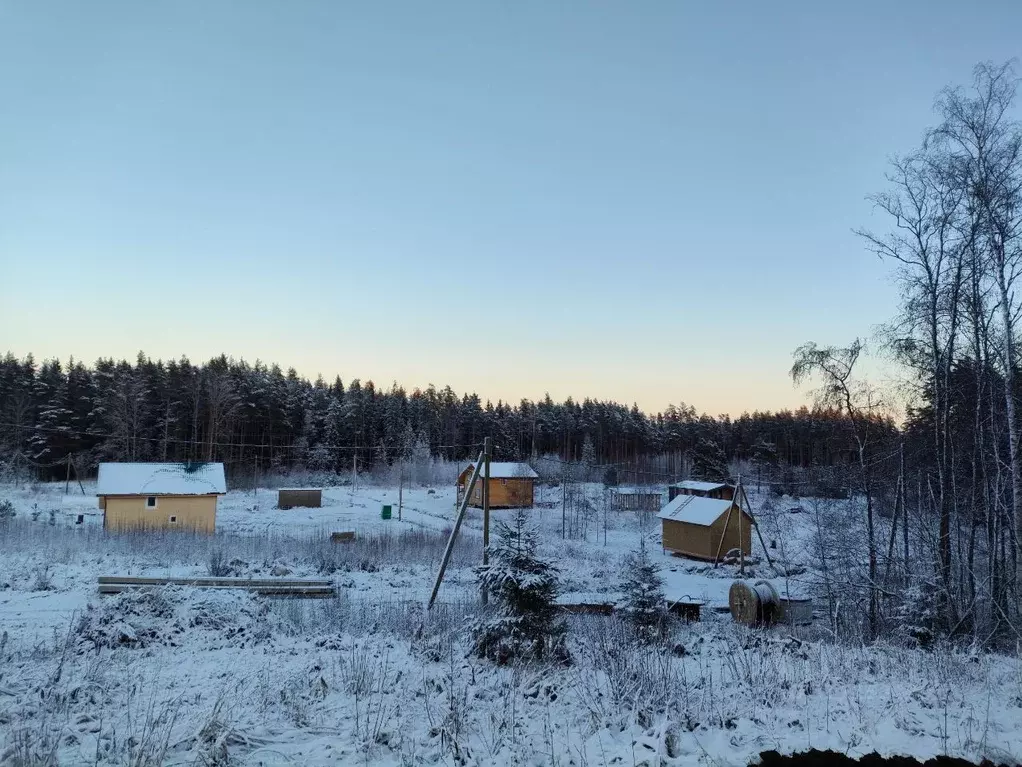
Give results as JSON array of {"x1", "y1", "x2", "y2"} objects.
[
  {"x1": 657, "y1": 495, "x2": 735, "y2": 526},
  {"x1": 464, "y1": 462, "x2": 539, "y2": 479},
  {"x1": 670, "y1": 480, "x2": 729, "y2": 492},
  {"x1": 97, "y1": 463, "x2": 227, "y2": 496}
]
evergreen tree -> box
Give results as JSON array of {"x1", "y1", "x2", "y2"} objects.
[
  {"x1": 690, "y1": 437, "x2": 730, "y2": 481},
  {"x1": 473, "y1": 509, "x2": 565, "y2": 663},
  {"x1": 580, "y1": 433, "x2": 596, "y2": 481},
  {"x1": 619, "y1": 540, "x2": 668, "y2": 643},
  {"x1": 411, "y1": 431, "x2": 431, "y2": 485},
  {"x1": 29, "y1": 359, "x2": 71, "y2": 465}
]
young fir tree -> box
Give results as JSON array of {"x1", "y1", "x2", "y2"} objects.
[
  {"x1": 473, "y1": 508, "x2": 565, "y2": 663},
  {"x1": 619, "y1": 539, "x2": 668, "y2": 643}
]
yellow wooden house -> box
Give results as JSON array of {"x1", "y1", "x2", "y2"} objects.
[
  {"x1": 457, "y1": 462, "x2": 538, "y2": 509},
  {"x1": 97, "y1": 462, "x2": 227, "y2": 534}
]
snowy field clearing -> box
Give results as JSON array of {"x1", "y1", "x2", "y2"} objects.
[{"x1": 1, "y1": 480, "x2": 1020, "y2": 766}]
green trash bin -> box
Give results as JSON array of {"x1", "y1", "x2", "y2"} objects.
[{"x1": 381, "y1": 505, "x2": 392, "y2": 520}]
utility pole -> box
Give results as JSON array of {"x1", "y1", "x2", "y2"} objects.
[
  {"x1": 351, "y1": 453, "x2": 357, "y2": 506},
  {"x1": 428, "y1": 449, "x2": 485, "y2": 609},
  {"x1": 737, "y1": 476, "x2": 745, "y2": 575},
  {"x1": 482, "y1": 437, "x2": 491, "y2": 605},
  {"x1": 398, "y1": 465, "x2": 403, "y2": 522},
  {"x1": 65, "y1": 454, "x2": 72, "y2": 495},
  {"x1": 561, "y1": 474, "x2": 567, "y2": 540}
]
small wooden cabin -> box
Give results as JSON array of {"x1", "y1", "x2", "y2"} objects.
[
  {"x1": 97, "y1": 462, "x2": 227, "y2": 534},
  {"x1": 667, "y1": 480, "x2": 735, "y2": 502},
  {"x1": 457, "y1": 462, "x2": 538, "y2": 508},
  {"x1": 608, "y1": 487, "x2": 663, "y2": 512},
  {"x1": 657, "y1": 494, "x2": 753, "y2": 561},
  {"x1": 278, "y1": 488, "x2": 322, "y2": 509}
]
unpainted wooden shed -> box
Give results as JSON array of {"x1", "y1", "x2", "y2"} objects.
[
  {"x1": 657, "y1": 494, "x2": 753, "y2": 561},
  {"x1": 278, "y1": 488, "x2": 323, "y2": 509}
]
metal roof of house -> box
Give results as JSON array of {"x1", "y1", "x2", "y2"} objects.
[
  {"x1": 669, "y1": 480, "x2": 731, "y2": 492},
  {"x1": 97, "y1": 462, "x2": 227, "y2": 496},
  {"x1": 657, "y1": 495, "x2": 736, "y2": 526},
  {"x1": 463, "y1": 462, "x2": 539, "y2": 479}
]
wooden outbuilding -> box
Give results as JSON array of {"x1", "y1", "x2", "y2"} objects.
[
  {"x1": 278, "y1": 488, "x2": 322, "y2": 509},
  {"x1": 97, "y1": 462, "x2": 227, "y2": 534},
  {"x1": 657, "y1": 494, "x2": 753, "y2": 561},
  {"x1": 457, "y1": 462, "x2": 538, "y2": 508},
  {"x1": 608, "y1": 486, "x2": 663, "y2": 512},
  {"x1": 667, "y1": 480, "x2": 735, "y2": 502}
]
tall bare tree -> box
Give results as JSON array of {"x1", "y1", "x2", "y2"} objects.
[{"x1": 792, "y1": 340, "x2": 884, "y2": 638}]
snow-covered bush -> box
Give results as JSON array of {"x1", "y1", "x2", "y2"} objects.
[
  {"x1": 76, "y1": 588, "x2": 277, "y2": 650},
  {"x1": 472, "y1": 509, "x2": 566, "y2": 664},
  {"x1": 0, "y1": 498, "x2": 14, "y2": 521}
]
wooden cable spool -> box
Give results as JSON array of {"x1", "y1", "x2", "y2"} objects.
[{"x1": 729, "y1": 579, "x2": 780, "y2": 626}]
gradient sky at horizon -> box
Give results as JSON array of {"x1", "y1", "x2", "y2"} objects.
[{"x1": 1, "y1": 1, "x2": 1020, "y2": 416}]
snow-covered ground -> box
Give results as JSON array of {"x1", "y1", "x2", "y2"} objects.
[{"x1": 1, "y1": 480, "x2": 1020, "y2": 766}]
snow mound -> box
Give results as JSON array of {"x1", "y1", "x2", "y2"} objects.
[{"x1": 76, "y1": 587, "x2": 281, "y2": 650}]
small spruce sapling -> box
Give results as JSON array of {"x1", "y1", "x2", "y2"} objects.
[
  {"x1": 619, "y1": 539, "x2": 668, "y2": 643},
  {"x1": 473, "y1": 508, "x2": 566, "y2": 663}
]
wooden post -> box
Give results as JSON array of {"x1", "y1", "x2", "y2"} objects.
[
  {"x1": 428, "y1": 449, "x2": 485, "y2": 609},
  {"x1": 482, "y1": 436, "x2": 492, "y2": 605},
  {"x1": 739, "y1": 481, "x2": 774, "y2": 567},
  {"x1": 65, "y1": 454, "x2": 71, "y2": 495},
  {"x1": 398, "y1": 467, "x2": 403, "y2": 522}
]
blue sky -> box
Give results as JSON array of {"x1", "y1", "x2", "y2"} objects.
[{"x1": 1, "y1": 1, "x2": 1019, "y2": 415}]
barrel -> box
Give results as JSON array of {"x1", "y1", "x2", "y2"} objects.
[{"x1": 778, "y1": 597, "x2": 813, "y2": 625}]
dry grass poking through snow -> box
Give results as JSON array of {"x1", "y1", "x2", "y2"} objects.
[{"x1": 2, "y1": 510, "x2": 1022, "y2": 765}]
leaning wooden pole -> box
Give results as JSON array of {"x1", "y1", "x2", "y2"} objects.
[
  {"x1": 428, "y1": 449, "x2": 485, "y2": 609},
  {"x1": 712, "y1": 503, "x2": 735, "y2": 567}
]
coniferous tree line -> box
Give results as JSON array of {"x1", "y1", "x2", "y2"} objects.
[{"x1": 0, "y1": 351, "x2": 887, "y2": 483}]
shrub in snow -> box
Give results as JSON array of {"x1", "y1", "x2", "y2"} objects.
[
  {"x1": 206, "y1": 546, "x2": 231, "y2": 577},
  {"x1": 31, "y1": 566, "x2": 54, "y2": 592},
  {"x1": 76, "y1": 588, "x2": 277, "y2": 650},
  {"x1": 472, "y1": 509, "x2": 566, "y2": 664},
  {"x1": 618, "y1": 540, "x2": 669, "y2": 643},
  {"x1": 0, "y1": 498, "x2": 14, "y2": 521}
]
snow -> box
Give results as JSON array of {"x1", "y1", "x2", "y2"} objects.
[
  {"x1": 657, "y1": 494, "x2": 734, "y2": 526},
  {"x1": 461, "y1": 461, "x2": 539, "y2": 479},
  {"x1": 1, "y1": 479, "x2": 1021, "y2": 765},
  {"x1": 670, "y1": 480, "x2": 730, "y2": 492},
  {"x1": 97, "y1": 462, "x2": 228, "y2": 496}
]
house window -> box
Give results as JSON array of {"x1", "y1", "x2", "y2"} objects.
[
  {"x1": 501, "y1": 479, "x2": 507, "y2": 485},
  {"x1": 146, "y1": 496, "x2": 157, "y2": 509},
  {"x1": 169, "y1": 516, "x2": 178, "y2": 523}
]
